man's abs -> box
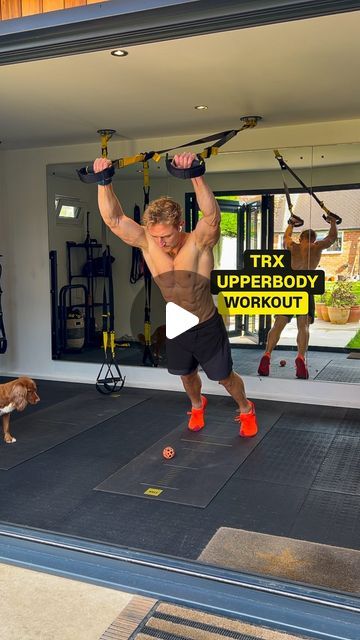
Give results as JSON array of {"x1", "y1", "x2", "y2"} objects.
[{"x1": 143, "y1": 238, "x2": 215, "y2": 322}]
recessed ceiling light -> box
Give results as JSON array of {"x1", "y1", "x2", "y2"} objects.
[
  {"x1": 111, "y1": 49, "x2": 128, "y2": 57},
  {"x1": 194, "y1": 105, "x2": 208, "y2": 110}
]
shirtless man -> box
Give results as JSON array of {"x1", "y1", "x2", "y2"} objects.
[
  {"x1": 94, "y1": 152, "x2": 258, "y2": 437},
  {"x1": 258, "y1": 217, "x2": 338, "y2": 379}
]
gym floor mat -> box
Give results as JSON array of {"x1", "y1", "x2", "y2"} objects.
[
  {"x1": 273, "y1": 408, "x2": 346, "y2": 434},
  {"x1": 290, "y1": 490, "x2": 360, "y2": 550},
  {"x1": 237, "y1": 428, "x2": 335, "y2": 488},
  {"x1": 314, "y1": 361, "x2": 360, "y2": 383},
  {"x1": 311, "y1": 435, "x2": 360, "y2": 495},
  {"x1": 0, "y1": 390, "x2": 149, "y2": 470},
  {"x1": 95, "y1": 406, "x2": 281, "y2": 507},
  {"x1": 198, "y1": 528, "x2": 360, "y2": 594},
  {"x1": 338, "y1": 409, "x2": 360, "y2": 436}
]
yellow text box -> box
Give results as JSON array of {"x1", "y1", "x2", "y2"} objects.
[{"x1": 218, "y1": 291, "x2": 309, "y2": 316}]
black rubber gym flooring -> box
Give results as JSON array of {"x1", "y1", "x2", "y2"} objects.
[
  {"x1": 0, "y1": 378, "x2": 359, "y2": 578},
  {"x1": 0, "y1": 390, "x2": 150, "y2": 470}
]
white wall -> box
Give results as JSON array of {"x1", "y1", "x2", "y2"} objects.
[{"x1": 0, "y1": 120, "x2": 359, "y2": 407}]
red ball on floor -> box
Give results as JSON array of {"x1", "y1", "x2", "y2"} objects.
[
  {"x1": 162, "y1": 446, "x2": 176, "y2": 460},
  {"x1": 279, "y1": 360, "x2": 287, "y2": 367}
]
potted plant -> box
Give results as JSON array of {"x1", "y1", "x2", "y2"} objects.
[
  {"x1": 348, "y1": 291, "x2": 360, "y2": 323},
  {"x1": 327, "y1": 281, "x2": 358, "y2": 324},
  {"x1": 315, "y1": 292, "x2": 328, "y2": 321}
]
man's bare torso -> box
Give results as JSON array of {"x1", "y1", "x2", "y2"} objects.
[
  {"x1": 142, "y1": 231, "x2": 215, "y2": 322},
  {"x1": 290, "y1": 243, "x2": 323, "y2": 270}
]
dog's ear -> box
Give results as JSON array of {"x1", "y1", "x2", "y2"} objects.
[{"x1": 9, "y1": 383, "x2": 28, "y2": 411}]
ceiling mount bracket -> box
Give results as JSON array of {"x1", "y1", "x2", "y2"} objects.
[
  {"x1": 239, "y1": 115, "x2": 262, "y2": 128},
  {"x1": 97, "y1": 129, "x2": 116, "y2": 158}
]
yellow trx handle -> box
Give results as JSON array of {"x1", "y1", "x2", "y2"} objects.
[
  {"x1": 110, "y1": 331, "x2": 116, "y2": 357},
  {"x1": 144, "y1": 321, "x2": 151, "y2": 345},
  {"x1": 102, "y1": 331, "x2": 108, "y2": 352},
  {"x1": 143, "y1": 161, "x2": 150, "y2": 189}
]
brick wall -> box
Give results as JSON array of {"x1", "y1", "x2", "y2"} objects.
[{"x1": 273, "y1": 230, "x2": 359, "y2": 279}]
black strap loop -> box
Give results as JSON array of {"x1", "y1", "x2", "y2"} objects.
[
  {"x1": 288, "y1": 214, "x2": 304, "y2": 228},
  {"x1": 165, "y1": 153, "x2": 205, "y2": 179},
  {"x1": 322, "y1": 211, "x2": 342, "y2": 225},
  {"x1": 77, "y1": 165, "x2": 115, "y2": 185}
]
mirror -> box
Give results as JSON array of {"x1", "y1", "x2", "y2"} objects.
[{"x1": 47, "y1": 142, "x2": 359, "y2": 385}]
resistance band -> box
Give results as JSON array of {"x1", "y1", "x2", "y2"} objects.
[{"x1": 274, "y1": 150, "x2": 342, "y2": 226}]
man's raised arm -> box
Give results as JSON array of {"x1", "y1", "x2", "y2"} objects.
[
  {"x1": 94, "y1": 157, "x2": 147, "y2": 249},
  {"x1": 284, "y1": 223, "x2": 294, "y2": 249},
  {"x1": 315, "y1": 217, "x2": 338, "y2": 249},
  {"x1": 171, "y1": 153, "x2": 220, "y2": 247}
]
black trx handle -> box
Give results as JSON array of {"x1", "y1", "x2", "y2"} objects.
[
  {"x1": 165, "y1": 153, "x2": 205, "y2": 179},
  {"x1": 322, "y1": 211, "x2": 342, "y2": 225},
  {"x1": 288, "y1": 214, "x2": 304, "y2": 228},
  {"x1": 77, "y1": 164, "x2": 115, "y2": 185}
]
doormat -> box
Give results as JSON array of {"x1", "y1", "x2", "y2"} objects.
[
  {"x1": 198, "y1": 528, "x2": 360, "y2": 594},
  {"x1": 129, "y1": 601, "x2": 313, "y2": 640}
]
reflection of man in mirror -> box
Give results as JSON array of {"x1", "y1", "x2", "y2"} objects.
[
  {"x1": 258, "y1": 216, "x2": 338, "y2": 379},
  {"x1": 94, "y1": 152, "x2": 258, "y2": 437}
]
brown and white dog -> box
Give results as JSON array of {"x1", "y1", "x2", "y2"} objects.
[{"x1": 0, "y1": 377, "x2": 40, "y2": 444}]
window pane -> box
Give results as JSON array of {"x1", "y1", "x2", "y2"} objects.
[{"x1": 58, "y1": 205, "x2": 79, "y2": 219}]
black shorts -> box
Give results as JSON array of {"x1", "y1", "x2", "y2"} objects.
[
  {"x1": 282, "y1": 294, "x2": 315, "y2": 324},
  {"x1": 166, "y1": 309, "x2": 233, "y2": 380}
]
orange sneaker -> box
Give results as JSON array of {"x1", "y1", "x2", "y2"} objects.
[
  {"x1": 235, "y1": 401, "x2": 258, "y2": 437},
  {"x1": 187, "y1": 395, "x2": 208, "y2": 431},
  {"x1": 295, "y1": 355, "x2": 309, "y2": 379},
  {"x1": 258, "y1": 353, "x2": 270, "y2": 376}
]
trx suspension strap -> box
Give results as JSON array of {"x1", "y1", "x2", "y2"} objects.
[
  {"x1": 274, "y1": 150, "x2": 304, "y2": 227},
  {"x1": 0, "y1": 259, "x2": 7, "y2": 354},
  {"x1": 130, "y1": 204, "x2": 144, "y2": 284},
  {"x1": 96, "y1": 228, "x2": 125, "y2": 394},
  {"x1": 274, "y1": 150, "x2": 342, "y2": 226},
  {"x1": 141, "y1": 161, "x2": 157, "y2": 367},
  {"x1": 77, "y1": 116, "x2": 261, "y2": 184},
  {"x1": 95, "y1": 130, "x2": 125, "y2": 394}
]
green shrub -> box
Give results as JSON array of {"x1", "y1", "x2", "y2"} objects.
[
  {"x1": 328, "y1": 280, "x2": 358, "y2": 308},
  {"x1": 220, "y1": 213, "x2": 237, "y2": 237}
]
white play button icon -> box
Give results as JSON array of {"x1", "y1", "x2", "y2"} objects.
[{"x1": 166, "y1": 302, "x2": 199, "y2": 339}]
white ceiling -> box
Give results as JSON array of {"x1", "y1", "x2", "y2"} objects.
[{"x1": 1, "y1": 10, "x2": 360, "y2": 153}]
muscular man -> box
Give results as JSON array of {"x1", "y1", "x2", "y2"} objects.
[
  {"x1": 94, "y1": 152, "x2": 258, "y2": 437},
  {"x1": 258, "y1": 217, "x2": 338, "y2": 379}
]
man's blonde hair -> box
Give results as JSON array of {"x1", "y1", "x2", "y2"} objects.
[{"x1": 142, "y1": 196, "x2": 182, "y2": 228}]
